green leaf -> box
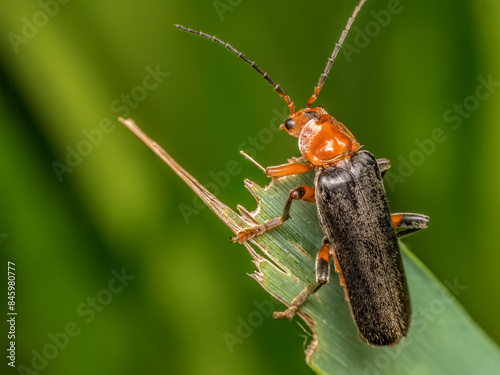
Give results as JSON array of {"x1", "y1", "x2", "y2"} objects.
[{"x1": 120, "y1": 118, "x2": 500, "y2": 375}]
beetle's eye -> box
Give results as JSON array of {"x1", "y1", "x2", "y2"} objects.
[{"x1": 284, "y1": 118, "x2": 295, "y2": 131}]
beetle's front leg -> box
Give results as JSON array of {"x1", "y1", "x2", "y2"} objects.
[
  {"x1": 231, "y1": 185, "x2": 315, "y2": 243},
  {"x1": 266, "y1": 161, "x2": 314, "y2": 178},
  {"x1": 274, "y1": 238, "x2": 333, "y2": 319}
]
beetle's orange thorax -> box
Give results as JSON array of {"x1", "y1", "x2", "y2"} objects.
[{"x1": 281, "y1": 107, "x2": 360, "y2": 167}]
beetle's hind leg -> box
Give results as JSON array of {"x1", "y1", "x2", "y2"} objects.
[
  {"x1": 232, "y1": 185, "x2": 315, "y2": 243},
  {"x1": 392, "y1": 213, "x2": 430, "y2": 238},
  {"x1": 274, "y1": 238, "x2": 333, "y2": 320}
]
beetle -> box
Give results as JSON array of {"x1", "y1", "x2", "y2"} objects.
[{"x1": 176, "y1": 0, "x2": 429, "y2": 346}]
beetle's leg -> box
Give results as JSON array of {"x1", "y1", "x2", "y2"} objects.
[
  {"x1": 231, "y1": 185, "x2": 315, "y2": 243},
  {"x1": 266, "y1": 162, "x2": 314, "y2": 178},
  {"x1": 392, "y1": 213, "x2": 430, "y2": 238},
  {"x1": 377, "y1": 158, "x2": 391, "y2": 177},
  {"x1": 332, "y1": 248, "x2": 349, "y2": 301},
  {"x1": 274, "y1": 238, "x2": 333, "y2": 320},
  {"x1": 315, "y1": 237, "x2": 332, "y2": 286}
]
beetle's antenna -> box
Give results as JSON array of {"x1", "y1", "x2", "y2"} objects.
[
  {"x1": 175, "y1": 25, "x2": 295, "y2": 115},
  {"x1": 307, "y1": 0, "x2": 367, "y2": 108}
]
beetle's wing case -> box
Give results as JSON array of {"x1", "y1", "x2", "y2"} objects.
[{"x1": 315, "y1": 150, "x2": 410, "y2": 346}]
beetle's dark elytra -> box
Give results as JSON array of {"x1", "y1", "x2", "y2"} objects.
[{"x1": 315, "y1": 150, "x2": 410, "y2": 346}]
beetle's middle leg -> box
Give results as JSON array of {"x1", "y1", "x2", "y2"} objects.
[
  {"x1": 231, "y1": 185, "x2": 315, "y2": 243},
  {"x1": 377, "y1": 158, "x2": 391, "y2": 177},
  {"x1": 274, "y1": 237, "x2": 333, "y2": 320},
  {"x1": 392, "y1": 213, "x2": 430, "y2": 238}
]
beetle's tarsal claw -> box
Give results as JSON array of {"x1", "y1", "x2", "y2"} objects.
[
  {"x1": 231, "y1": 226, "x2": 265, "y2": 243},
  {"x1": 273, "y1": 306, "x2": 298, "y2": 320},
  {"x1": 231, "y1": 217, "x2": 286, "y2": 243},
  {"x1": 273, "y1": 285, "x2": 313, "y2": 320}
]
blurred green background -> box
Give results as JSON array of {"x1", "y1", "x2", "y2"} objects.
[{"x1": 1, "y1": 0, "x2": 499, "y2": 374}]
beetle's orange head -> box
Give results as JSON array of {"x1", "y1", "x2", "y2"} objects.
[
  {"x1": 280, "y1": 106, "x2": 360, "y2": 166},
  {"x1": 279, "y1": 107, "x2": 328, "y2": 137}
]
